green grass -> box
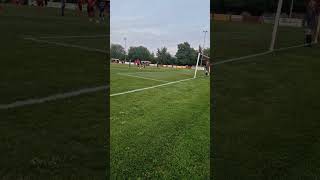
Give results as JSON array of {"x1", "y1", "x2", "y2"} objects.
[
  {"x1": 0, "y1": 5, "x2": 108, "y2": 179},
  {"x1": 213, "y1": 21, "x2": 320, "y2": 179},
  {"x1": 110, "y1": 64, "x2": 210, "y2": 178}
]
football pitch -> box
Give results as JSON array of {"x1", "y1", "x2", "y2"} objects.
[
  {"x1": 0, "y1": 5, "x2": 108, "y2": 179},
  {"x1": 110, "y1": 64, "x2": 210, "y2": 178},
  {"x1": 213, "y1": 21, "x2": 320, "y2": 179}
]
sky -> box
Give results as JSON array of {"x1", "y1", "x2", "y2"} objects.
[{"x1": 111, "y1": 0, "x2": 210, "y2": 56}]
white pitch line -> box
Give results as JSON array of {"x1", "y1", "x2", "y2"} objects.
[
  {"x1": 0, "y1": 86, "x2": 108, "y2": 110},
  {"x1": 23, "y1": 37, "x2": 107, "y2": 53},
  {"x1": 214, "y1": 43, "x2": 311, "y2": 65},
  {"x1": 110, "y1": 78, "x2": 195, "y2": 97},
  {"x1": 274, "y1": 43, "x2": 309, "y2": 51},
  {"x1": 117, "y1": 73, "x2": 169, "y2": 82},
  {"x1": 213, "y1": 51, "x2": 272, "y2": 65}
]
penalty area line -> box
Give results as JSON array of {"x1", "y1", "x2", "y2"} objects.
[
  {"x1": 110, "y1": 77, "x2": 195, "y2": 97},
  {"x1": 23, "y1": 37, "x2": 107, "y2": 54},
  {"x1": 0, "y1": 86, "x2": 108, "y2": 110}
]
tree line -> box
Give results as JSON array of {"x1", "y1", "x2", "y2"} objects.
[
  {"x1": 212, "y1": 0, "x2": 307, "y2": 16},
  {"x1": 110, "y1": 42, "x2": 210, "y2": 66}
]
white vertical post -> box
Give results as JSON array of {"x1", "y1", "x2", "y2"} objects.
[
  {"x1": 270, "y1": 0, "x2": 283, "y2": 51},
  {"x1": 289, "y1": 0, "x2": 294, "y2": 18},
  {"x1": 194, "y1": 53, "x2": 201, "y2": 79},
  {"x1": 315, "y1": 15, "x2": 320, "y2": 43}
]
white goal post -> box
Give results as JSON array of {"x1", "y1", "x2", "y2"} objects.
[
  {"x1": 194, "y1": 52, "x2": 210, "y2": 78},
  {"x1": 194, "y1": 53, "x2": 201, "y2": 78},
  {"x1": 270, "y1": 0, "x2": 284, "y2": 51}
]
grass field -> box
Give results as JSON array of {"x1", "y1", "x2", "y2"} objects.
[
  {"x1": 213, "y1": 21, "x2": 320, "y2": 179},
  {"x1": 110, "y1": 64, "x2": 210, "y2": 178},
  {"x1": 0, "y1": 5, "x2": 108, "y2": 179}
]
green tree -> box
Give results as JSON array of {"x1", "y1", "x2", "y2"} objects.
[
  {"x1": 110, "y1": 44, "x2": 125, "y2": 60},
  {"x1": 127, "y1": 46, "x2": 151, "y2": 62},
  {"x1": 150, "y1": 52, "x2": 156, "y2": 64},
  {"x1": 170, "y1": 56, "x2": 177, "y2": 66},
  {"x1": 175, "y1": 42, "x2": 197, "y2": 66},
  {"x1": 156, "y1": 47, "x2": 171, "y2": 65}
]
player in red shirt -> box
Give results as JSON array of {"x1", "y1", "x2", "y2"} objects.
[
  {"x1": 87, "y1": 0, "x2": 96, "y2": 21},
  {"x1": 135, "y1": 59, "x2": 142, "y2": 69}
]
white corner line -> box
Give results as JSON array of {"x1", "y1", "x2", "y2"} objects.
[
  {"x1": 110, "y1": 78, "x2": 195, "y2": 97},
  {"x1": 214, "y1": 43, "x2": 312, "y2": 65},
  {"x1": 213, "y1": 51, "x2": 272, "y2": 65},
  {"x1": 0, "y1": 86, "x2": 108, "y2": 110},
  {"x1": 274, "y1": 43, "x2": 309, "y2": 51}
]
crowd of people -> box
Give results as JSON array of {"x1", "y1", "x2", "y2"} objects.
[{"x1": 59, "y1": 0, "x2": 109, "y2": 23}]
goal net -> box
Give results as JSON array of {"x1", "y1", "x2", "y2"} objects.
[{"x1": 212, "y1": 0, "x2": 320, "y2": 62}]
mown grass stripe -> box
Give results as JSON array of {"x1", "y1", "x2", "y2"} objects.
[{"x1": 0, "y1": 86, "x2": 108, "y2": 110}]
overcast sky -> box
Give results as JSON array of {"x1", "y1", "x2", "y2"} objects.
[{"x1": 111, "y1": 0, "x2": 210, "y2": 56}]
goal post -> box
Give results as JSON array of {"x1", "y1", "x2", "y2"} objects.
[
  {"x1": 270, "y1": 0, "x2": 283, "y2": 51},
  {"x1": 194, "y1": 52, "x2": 210, "y2": 78},
  {"x1": 193, "y1": 53, "x2": 201, "y2": 78},
  {"x1": 218, "y1": 0, "x2": 315, "y2": 59}
]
